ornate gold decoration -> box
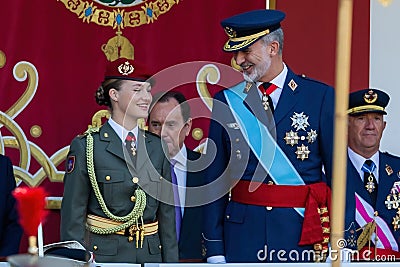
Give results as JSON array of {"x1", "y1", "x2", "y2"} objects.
[
  {"x1": 196, "y1": 64, "x2": 219, "y2": 112},
  {"x1": 102, "y1": 31, "x2": 134, "y2": 61},
  {"x1": 58, "y1": 0, "x2": 180, "y2": 29},
  {"x1": 192, "y1": 127, "x2": 203, "y2": 141},
  {"x1": 0, "y1": 50, "x2": 5, "y2": 68},
  {"x1": 30, "y1": 125, "x2": 42, "y2": 138}
]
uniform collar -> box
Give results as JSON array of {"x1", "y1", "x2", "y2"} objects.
[{"x1": 107, "y1": 117, "x2": 139, "y2": 142}]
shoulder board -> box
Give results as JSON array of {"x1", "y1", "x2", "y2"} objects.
[
  {"x1": 382, "y1": 151, "x2": 400, "y2": 160},
  {"x1": 297, "y1": 74, "x2": 331, "y2": 87}
]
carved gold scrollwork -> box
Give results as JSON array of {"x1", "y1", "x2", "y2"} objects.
[{"x1": 196, "y1": 64, "x2": 221, "y2": 112}]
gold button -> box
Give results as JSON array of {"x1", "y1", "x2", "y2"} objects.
[
  {"x1": 105, "y1": 175, "x2": 111, "y2": 181},
  {"x1": 268, "y1": 181, "x2": 274, "y2": 185},
  {"x1": 93, "y1": 245, "x2": 98, "y2": 250},
  {"x1": 130, "y1": 196, "x2": 136, "y2": 202},
  {"x1": 132, "y1": 177, "x2": 139, "y2": 183},
  {"x1": 160, "y1": 176, "x2": 163, "y2": 180},
  {"x1": 235, "y1": 138, "x2": 240, "y2": 142},
  {"x1": 104, "y1": 132, "x2": 109, "y2": 138},
  {"x1": 128, "y1": 236, "x2": 134, "y2": 242}
]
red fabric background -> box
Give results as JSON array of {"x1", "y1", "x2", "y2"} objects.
[{"x1": 0, "y1": 0, "x2": 369, "y2": 251}]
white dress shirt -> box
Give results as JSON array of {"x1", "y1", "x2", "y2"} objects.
[{"x1": 348, "y1": 147, "x2": 379, "y2": 183}]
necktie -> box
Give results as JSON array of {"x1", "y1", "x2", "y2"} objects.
[
  {"x1": 362, "y1": 159, "x2": 378, "y2": 206},
  {"x1": 259, "y1": 82, "x2": 278, "y2": 113},
  {"x1": 125, "y1": 132, "x2": 136, "y2": 163},
  {"x1": 170, "y1": 160, "x2": 182, "y2": 241}
]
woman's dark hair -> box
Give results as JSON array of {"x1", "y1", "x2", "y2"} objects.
[{"x1": 95, "y1": 79, "x2": 124, "y2": 108}]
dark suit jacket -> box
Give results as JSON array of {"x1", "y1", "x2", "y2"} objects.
[
  {"x1": 203, "y1": 67, "x2": 335, "y2": 262},
  {"x1": 344, "y1": 152, "x2": 400, "y2": 251},
  {"x1": 61, "y1": 122, "x2": 178, "y2": 263},
  {"x1": 178, "y1": 148, "x2": 204, "y2": 261},
  {"x1": 0, "y1": 155, "x2": 22, "y2": 256}
]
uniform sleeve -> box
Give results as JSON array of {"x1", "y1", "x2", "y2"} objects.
[
  {"x1": 60, "y1": 137, "x2": 91, "y2": 247},
  {"x1": 157, "y1": 145, "x2": 179, "y2": 262},
  {"x1": 319, "y1": 85, "x2": 335, "y2": 187},
  {"x1": 0, "y1": 156, "x2": 23, "y2": 256},
  {"x1": 202, "y1": 92, "x2": 231, "y2": 258}
]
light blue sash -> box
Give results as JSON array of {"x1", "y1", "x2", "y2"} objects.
[{"x1": 224, "y1": 82, "x2": 305, "y2": 216}]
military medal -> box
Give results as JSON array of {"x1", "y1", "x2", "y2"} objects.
[
  {"x1": 262, "y1": 94, "x2": 270, "y2": 110},
  {"x1": 295, "y1": 144, "x2": 310, "y2": 161},
  {"x1": 131, "y1": 144, "x2": 136, "y2": 157},
  {"x1": 291, "y1": 112, "x2": 310, "y2": 131},
  {"x1": 365, "y1": 174, "x2": 376, "y2": 193},
  {"x1": 393, "y1": 210, "x2": 400, "y2": 231}
]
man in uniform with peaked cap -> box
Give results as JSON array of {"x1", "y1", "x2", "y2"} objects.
[
  {"x1": 203, "y1": 9, "x2": 335, "y2": 262},
  {"x1": 61, "y1": 57, "x2": 178, "y2": 263},
  {"x1": 344, "y1": 88, "x2": 400, "y2": 260}
]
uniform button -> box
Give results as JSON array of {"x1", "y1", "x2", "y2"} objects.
[
  {"x1": 160, "y1": 176, "x2": 163, "y2": 180},
  {"x1": 301, "y1": 136, "x2": 305, "y2": 141},
  {"x1": 93, "y1": 245, "x2": 98, "y2": 251},
  {"x1": 132, "y1": 177, "x2": 139, "y2": 183},
  {"x1": 105, "y1": 175, "x2": 111, "y2": 181},
  {"x1": 235, "y1": 138, "x2": 240, "y2": 143},
  {"x1": 266, "y1": 206, "x2": 272, "y2": 211},
  {"x1": 226, "y1": 215, "x2": 230, "y2": 219},
  {"x1": 130, "y1": 196, "x2": 136, "y2": 202},
  {"x1": 104, "y1": 132, "x2": 109, "y2": 138},
  {"x1": 159, "y1": 245, "x2": 162, "y2": 249}
]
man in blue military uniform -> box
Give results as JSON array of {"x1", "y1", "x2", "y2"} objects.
[
  {"x1": 203, "y1": 9, "x2": 335, "y2": 263},
  {"x1": 344, "y1": 88, "x2": 400, "y2": 260}
]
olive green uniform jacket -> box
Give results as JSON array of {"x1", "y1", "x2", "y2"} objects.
[{"x1": 60, "y1": 122, "x2": 178, "y2": 263}]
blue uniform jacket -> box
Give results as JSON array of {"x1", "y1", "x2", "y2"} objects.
[
  {"x1": 344, "y1": 152, "x2": 400, "y2": 251},
  {"x1": 0, "y1": 155, "x2": 22, "y2": 256},
  {"x1": 203, "y1": 67, "x2": 334, "y2": 262}
]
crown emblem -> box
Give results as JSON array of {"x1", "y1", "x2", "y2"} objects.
[
  {"x1": 224, "y1": 27, "x2": 237, "y2": 38},
  {"x1": 118, "y1": 61, "x2": 135, "y2": 76},
  {"x1": 363, "y1": 90, "x2": 378, "y2": 104}
]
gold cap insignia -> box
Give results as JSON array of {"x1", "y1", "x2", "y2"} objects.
[
  {"x1": 224, "y1": 27, "x2": 236, "y2": 38},
  {"x1": 363, "y1": 90, "x2": 378, "y2": 104}
]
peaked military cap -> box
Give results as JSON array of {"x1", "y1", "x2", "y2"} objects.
[
  {"x1": 220, "y1": 9, "x2": 285, "y2": 52},
  {"x1": 104, "y1": 57, "x2": 152, "y2": 82},
  {"x1": 348, "y1": 88, "x2": 390, "y2": 115}
]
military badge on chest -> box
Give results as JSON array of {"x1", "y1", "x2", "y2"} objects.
[
  {"x1": 284, "y1": 112, "x2": 317, "y2": 160},
  {"x1": 385, "y1": 179, "x2": 400, "y2": 231}
]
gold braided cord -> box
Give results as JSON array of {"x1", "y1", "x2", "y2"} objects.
[{"x1": 85, "y1": 130, "x2": 146, "y2": 234}]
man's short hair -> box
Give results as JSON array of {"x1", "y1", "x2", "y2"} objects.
[{"x1": 150, "y1": 91, "x2": 191, "y2": 122}]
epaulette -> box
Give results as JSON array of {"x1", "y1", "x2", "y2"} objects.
[
  {"x1": 382, "y1": 151, "x2": 400, "y2": 160},
  {"x1": 297, "y1": 73, "x2": 332, "y2": 87}
]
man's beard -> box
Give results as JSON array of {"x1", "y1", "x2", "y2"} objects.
[{"x1": 242, "y1": 56, "x2": 271, "y2": 83}]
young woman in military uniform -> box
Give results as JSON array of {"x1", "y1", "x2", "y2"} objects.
[{"x1": 60, "y1": 58, "x2": 178, "y2": 263}]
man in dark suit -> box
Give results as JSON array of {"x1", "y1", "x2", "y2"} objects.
[
  {"x1": 148, "y1": 91, "x2": 204, "y2": 262},
  {"x1": 344, "y1": 88, "x2": 400, "y2": 260},
  {"x1": 0, "y1": 154, "x2": 22, "y2": 257},
  {"x1": 203, "y1": 9, "x2": 334, "y2": 263}
]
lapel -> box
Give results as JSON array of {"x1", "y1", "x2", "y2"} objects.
[
  {"x1": 100, "y1": 122, "x2": 127, "y2": 163},
  {"x1": 274, "y1": 68, "x2": 300, "y2": 126},
  {"x1": 243, "y1": 82, "x2": 274, "y2": 129},
  {"x1": 136, "y1": 129, "x2": 155, "y2": 172}
]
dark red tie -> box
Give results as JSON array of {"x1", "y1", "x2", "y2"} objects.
[
  {"x1": 125, "y1": 132, "x2": 136, "y2": 162},
  {"x1": 258, "y1": 82, "x2": 278, "y2": 113}
]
